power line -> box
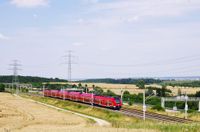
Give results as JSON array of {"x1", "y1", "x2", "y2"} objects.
[{"x1": 79, "y1": 54, "x2": 200, "y2": 68}]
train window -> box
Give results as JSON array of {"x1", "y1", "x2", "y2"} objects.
[{"x1": 115, "y1": 98, "x2": 121, "y2": 104}]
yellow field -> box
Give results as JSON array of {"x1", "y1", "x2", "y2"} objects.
[
  {"x1": 70, "y1": 83, "x2": 143, "y2": 95},
  {"x1": 0, "y1": 93, "x2": 155, "y2": 132},
  {"x1": 71, "y1": 83, "x2": 200, "y2": 96},
  {"x1": 166, "y1": 86, "x2": 200, "y2": 95},
  {"x1": 45, "y1": 82, "x2": 200, "y2": 96}
]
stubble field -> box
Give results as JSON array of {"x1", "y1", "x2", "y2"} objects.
[
  {"x1": 70, "y1": 83, "x2": 200, "y2": 95},
  {"x1": 0, "y1": 93, "x2": 154, "y2": 132}
]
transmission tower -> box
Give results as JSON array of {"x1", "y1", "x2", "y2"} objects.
[
  {"x1": 68, "y1": 50, "x2": 72, "y2": 82},
  {"x1": 9, "y1": 60, "x2": 22, "y2": 94},
  {"x1": 63, "y1": 50, "x2": 76, "y2": 82}
]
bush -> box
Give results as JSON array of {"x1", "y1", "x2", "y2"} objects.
[
  {"x1": 151, "y1": 105, "x2": 165, "y2": 111},
  {"x1": 136, "y1": 80, "x2": 145, "y2": 89},
  {"x1": 0, "y1": 83, "x2": 5, "y2": 92},
  {"x1": 21, "y1": 88, "x2": 29, "y2": 93},
  {"x1": 128, "y1": 101, "x2": 133, "y2": 106},
  {"x1": 188, "y1": 109, "x2": 196, "y2": 113}
]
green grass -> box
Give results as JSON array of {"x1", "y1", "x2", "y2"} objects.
[{"x1": 21, "y1": 94, "x2": 200, "y2": 132}]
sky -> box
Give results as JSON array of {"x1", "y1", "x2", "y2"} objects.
[{"x1": 0, "y1": 0, "x2": 200, "y2": 79}]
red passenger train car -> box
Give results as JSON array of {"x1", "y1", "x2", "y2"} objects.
[{"x1": 44, "y1": 90, "x2": 122, "y2": 110}]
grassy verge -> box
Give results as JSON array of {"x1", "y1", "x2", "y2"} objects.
[{"x1": 21, "y1": 94, "x2": 200, "y2": 132}]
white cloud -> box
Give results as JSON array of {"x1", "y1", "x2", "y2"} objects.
[
  {"x1": 127, "y1": 16, "x2": 139, "y2": 22},
  {"x1": 72, "y1": 42, "x2": 84, "y2": 47},
  {"x1": 0, "y1": 33, "x2": 9, "y2": 40},
  {"x1": 83, "y1": 0, "x2": 200, "y2": 26},
  {"x1": 10, "y1": 0, "x2": 49, "y2": 8},
  {"x1": 93, "y1": 0, "x2": 200, "y2": 17},
  {"x1": 82, "y1": 0, "x2": 98, "y2": 4}
]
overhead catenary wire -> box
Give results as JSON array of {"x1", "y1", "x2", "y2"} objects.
[{"x1": 79, "y1": 54, "x2": 200, "y2": 68}]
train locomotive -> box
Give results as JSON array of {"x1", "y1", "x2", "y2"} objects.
[{"x1": 44, "y1": 90, "x2": 122, "y2": 110}]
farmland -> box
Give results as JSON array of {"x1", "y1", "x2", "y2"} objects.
[
  {"x1": 0, "y1": 93, "x2": 155, "y2": 132},
  {"x1": 18, "y1": 93, "x2": 200, "y2": 132},
  {"x1": 70, "y1": 82, "x2": 200, "y2": 95}
]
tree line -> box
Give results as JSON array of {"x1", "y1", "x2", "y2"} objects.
[
  {"x1": 0, "y1": 75, "x2": 67, "y2": 83},
  {"x1": 80, "y1": 78, "x2": 162, "y2": 84},
  {"x1": 164, "y1": 81, "x2": 200, "y2": 88}
]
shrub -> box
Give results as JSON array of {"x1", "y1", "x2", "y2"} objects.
[
  {"x1": 0, "y1": 83, "x2": 5, "y2": 92},
  {"x1": 151, "y1": 105, "x2": 165, "y2": 111},
  {"x1": 188, "y1": 109, "x2": 196, "y2": 113},
  {"x1": 128, "y1": 101, "x2": 133, "y2": 106}
]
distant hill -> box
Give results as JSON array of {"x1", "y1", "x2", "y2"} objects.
[
  {"x1": 0, "y1": 75, "x2": 67, "y2": 83},
  {"x1": 157, "y1": 76, "x2": 200, "y2": 81},
  {"x1": 79, "y1": 78, "x2": 162, "y2": 84}
]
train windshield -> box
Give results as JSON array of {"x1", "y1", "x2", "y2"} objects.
[{"x1": 115, "y1": 98, "x2": 121, "y2": 104}]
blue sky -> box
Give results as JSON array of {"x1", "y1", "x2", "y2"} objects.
[{"x1": 0, "y1": 0, "x2": 200, "y2": 79}]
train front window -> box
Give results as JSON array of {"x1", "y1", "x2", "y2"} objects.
[{"x1": 115, "y1": 98, "x2": 121, "y2": 104}]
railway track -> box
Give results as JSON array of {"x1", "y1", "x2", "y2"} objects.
[
  {"x1": 120, "y1": 107, "x2": 194, "y2": 123},
  {"x1": 24, "y1": 93, "x2": 196, "y2": 124}
]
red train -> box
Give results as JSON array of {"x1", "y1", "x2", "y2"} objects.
[{"x1": 44, "y1": 90, "x2": 122, "y2": 110}]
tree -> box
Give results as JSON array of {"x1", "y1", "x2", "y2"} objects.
[
  {"x1": 104, "y1": 90, "x2": 116, "y2": 96},
  {"x1": 0, "y1": 83, "x2": 5, "y2": 92},
  {"x1": 161, "y1": 85, "x2": 166, "y2": 97},
  {"x1": 136, "y1": 80, "x2": 145, "y2": 89},
  {"x1": 156, "y1": 85, "x2": 171, "y2": 97},
  {"x1": 128, "y1": 100, "x2": 133, "y2": 106},
  {"x1": 92, "y1": 84, "x2": 95, "y2": 89},
  {"x1": 195, "y1": 91, "x2": 200, "y2": 97},
  {"x1": 78, "y1": 83, "x2": 82, "y2": 88},
  {"x1": 84, "y1": 84, "x2": 88, "y2": 93},
  {"x1": 146, "y1": 88, "x2": 154, "y2": 96},
  {"x1": 83, "y1": 87, "x2": 89, "y2": 93},
  {"x1": 178, "y1": 88, "x2": 182, "y2": 96},
  {"x1": 123, "y1": 91, "x2": 131, "y2": 102},
  {"x1": 72, "y1": 84, "x2": 77, "y2": 88},
  {"x1": 93, "y1": 87, "x2": 104, "y2": 95}
]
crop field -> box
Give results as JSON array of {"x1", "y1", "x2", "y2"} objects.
[
  {"x1": 70, "y1": 83, "x2": 200, "y2": 96},
  {"x1": 166, "y1": 86, "x2": 200, "y2": 95},
  {"x1": 0, "y1": 93, "x2": 86, "y2": 132},
  {"x1": 0, "y1": 93, "x2": 155, "y2": 132},
  {"x1": 70, "y1": 82, "x2": 144, "y2": 94}
]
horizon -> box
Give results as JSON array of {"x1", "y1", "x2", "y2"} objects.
[{"x1": 1, "y1": 75, "x2": 200, "y2": 81}]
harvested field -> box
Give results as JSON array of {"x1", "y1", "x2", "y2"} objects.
[
  {"x1": 70, "y1": 83, "x2": 200, "y2": 96},
  {"x1": 0, "y1": 93, "x2": 85, "y2": 132},
  {"x1": 70, "y1": 83, "x2": 144, "y2": 94},
  {"x1": 167, "y1": 86, "x2": 200, "y2": 95},
  {"x1": 0, "y1": 93, "x2": 155, "y2": 132}
]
